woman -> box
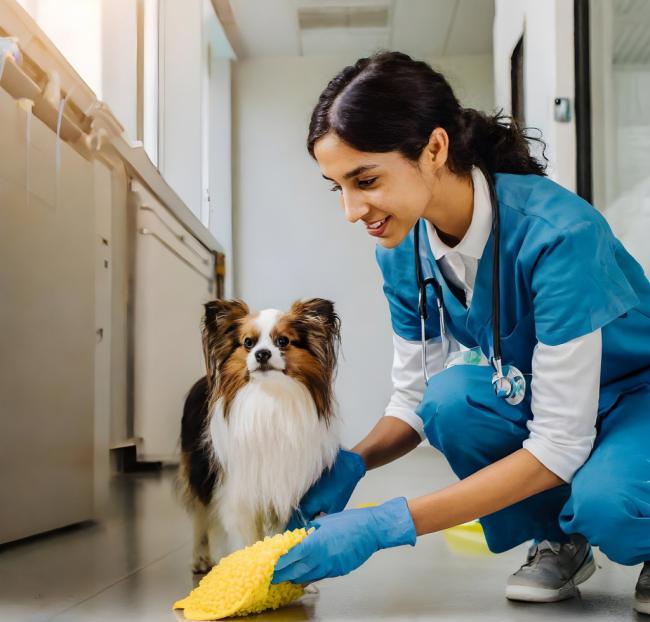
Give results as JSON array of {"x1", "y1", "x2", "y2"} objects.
[{"x1": 271, "y1": 52, "x2": 650, "y2": 614}]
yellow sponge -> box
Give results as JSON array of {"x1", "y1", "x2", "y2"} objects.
[{"x1": 173, "y1": 528, "x2": 309, "y2": 621}]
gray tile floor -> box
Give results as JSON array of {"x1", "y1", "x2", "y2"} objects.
[{"x1": 0, "y1": 448, "x2": 644, "y2": 621}]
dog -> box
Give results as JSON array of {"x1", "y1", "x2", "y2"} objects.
[{"x1": 177, "y1": 298, "x2": 342, "y2": 573}]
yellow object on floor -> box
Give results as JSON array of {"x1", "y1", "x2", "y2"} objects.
[
  {"x1": 357, "y1": 502, "x2": 490, "y2": 557},
  {"x1": 173, "y1": 528, "x2": 310, "y2": 621},
  {"x1": 443, "y1": 520, "x2": 492, "y2": 557}
]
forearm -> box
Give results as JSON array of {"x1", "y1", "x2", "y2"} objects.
[
  {"x1": 352, "y1": 416, "x2": 421, "y2": 471},
  {"x1": 407, "y1": 448, "x2": 565, "y2": 535}
]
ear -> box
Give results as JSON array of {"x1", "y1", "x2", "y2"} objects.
[
  {"x1": 424, "y1": 126, "x2": 449, "y2": 171},
  {"x1": 203, "y1": 298, "x2": 249, "y2": 333},
  {"x1": 290, "y1": 298, "x2": 341, "y2": 345},
  {"x1": 290, "y1": 298, "x2": 339, "y2": 328},
  {"x1": 202, "y1": 299, "x2": 249, "y2": 390}
]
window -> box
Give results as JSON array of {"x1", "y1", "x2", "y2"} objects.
[
  {"x1": 16, "y1": 0, "x2": 102, "y2": 97},
  {"x1": 576, "y1": 0, "x2": 650, "y2": 273}
]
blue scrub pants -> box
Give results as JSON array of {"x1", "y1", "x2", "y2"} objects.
[{"x1": 416, "y1": 365, "x2": 650, "y2": 565}]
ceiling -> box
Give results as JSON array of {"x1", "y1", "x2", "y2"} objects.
[{"x1": 227, "y1": 0, "x2": 494, "y2": 59}]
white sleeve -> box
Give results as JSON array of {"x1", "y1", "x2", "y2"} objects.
[
  {"x1": 383, "y1": 332, "x2": 445, "y2": 440},
  {"x1": 522, "y1": 329, "x2": 601, "y2": 483}
]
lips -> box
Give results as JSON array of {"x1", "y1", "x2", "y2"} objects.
[{"x1": 365, "y1": 215, "x2": 391, "y2": 237}]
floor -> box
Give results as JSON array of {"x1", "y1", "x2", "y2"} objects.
[{"x1": 0, "y1": 448, "x2": 644, "y2": 622}]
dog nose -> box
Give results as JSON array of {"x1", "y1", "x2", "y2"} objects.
[{"x1": 255, "y1": 349, "x2": 272, "y2": 364}]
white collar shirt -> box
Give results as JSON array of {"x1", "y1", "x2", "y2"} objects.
[{"x1": 424, "y1": 166, "x2": 492, "y2": 307}]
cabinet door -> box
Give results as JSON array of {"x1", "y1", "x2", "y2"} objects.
[
  {"x1": 131, "y1": 182, "x2": 215, "y2": 462},
  {"x1": 0, "y1": 87, "x2": 94, "y2": 544}
]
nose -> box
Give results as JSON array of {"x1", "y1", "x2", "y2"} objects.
[
  {"x1": 342, "y1": 193, "x2": 370, "y2": 224},
  {"x1": 255, "y1": 349, "x2": 272, "y2": 364}
]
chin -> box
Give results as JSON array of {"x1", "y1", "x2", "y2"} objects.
[
  {"x1": 376, "y1": 236, "x2": 399, "y2": 249},
  {"x1": 177, "y1": 298, "x2": 341, "y2": 573},
  {"x1": 377, "y1": 231, "x2": 405, "y2": 249}
]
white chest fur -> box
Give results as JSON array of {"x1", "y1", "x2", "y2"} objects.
[{"x1": 209, "y1": 370, "x2": 339, "y2": 542}]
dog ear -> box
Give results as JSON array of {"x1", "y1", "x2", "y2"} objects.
[
  {"x1": 202, "y1": 299, "x2": 249, "y2": 391},
  {"x1": 290, "y1": 298, "x2": 341, "y2": 364},
  {"x1": 290, "y1": 298, "x2": 339, "y2": 330},
  {"x1": 288, "y1": 298, "x2": 342, "y2": 421},
  {"x1": 204, "y1": 299, "x2": 249, "y2": 330}
]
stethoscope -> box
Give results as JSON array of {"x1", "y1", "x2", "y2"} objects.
[{"x1": 414, "y1": 169, "x2": 526, "y2": 406}]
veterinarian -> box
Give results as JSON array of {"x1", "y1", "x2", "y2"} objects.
[{"x1": 271, "y1": 51, "x2": 650, "y2": 614}]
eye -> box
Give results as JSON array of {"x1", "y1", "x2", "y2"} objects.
[
  {"x1": 358, "y1": 177, "x2": 377, "y2": 189},
  {"x1": 330, "y1": 177, "x2": 377, "y2": 193},
  {"x1": 243, "y1": 337, "x2": 254, "y2": 349},
  {"x1": 275, "y1": 336, "x2": 289, "y2": 348}
]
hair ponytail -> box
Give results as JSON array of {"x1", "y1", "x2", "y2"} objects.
[
  {"x1": 453, "y1": 108, "x2": 546, "y2": 177},
  {"x1": 307, "y1": 51, "x2": 547, "y2": 180}
]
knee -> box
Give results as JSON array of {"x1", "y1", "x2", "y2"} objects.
[
  {"x1": 418, "y1": 367, "x2": 497, "y2": 470},
  {"x1": 563, "y1": 477, "x2": 640, "y2": 565},
  {"x1": 418, "y1": 365, "x2": 532, "y2": 479},
  {"x1": 417, "y1": 367, "x2": 474, "y2": 444}
]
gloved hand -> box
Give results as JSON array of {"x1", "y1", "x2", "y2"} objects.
[
  {"x1": 272, "y1": 496, "x2": 416, "y2": 584},
  {"x1": 285, "y1": 448, "x2": 366, "y2": 530}
]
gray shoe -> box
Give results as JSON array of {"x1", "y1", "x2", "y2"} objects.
[
  {"x1": 636, "y1": 562, "x2": 650, "y2": 615},
  {"x1": 506, "y1": 534, "x2": 596, "y2": 602}
]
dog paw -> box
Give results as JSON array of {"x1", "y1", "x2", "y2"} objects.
[{"x1": 191, "y1": 555, "x2": 215, "y2": 574}]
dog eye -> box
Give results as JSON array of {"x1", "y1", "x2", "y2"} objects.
[
  {"x1": 275, "y1": 336, "x2": 289, "y2": 348},
  {"x1": 243, "y1": 337, "x2": 254, "y2": 349}
]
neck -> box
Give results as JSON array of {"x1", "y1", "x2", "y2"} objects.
[{"x1": 422, "y1": 169, "x2": 474, "y2": 244}]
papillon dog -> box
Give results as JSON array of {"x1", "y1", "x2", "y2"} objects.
[{"x1": 177, "y1": 298, "x2": 341, "y2": 573}]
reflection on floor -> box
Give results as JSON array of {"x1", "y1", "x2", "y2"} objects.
[{"x1": 0, "y1": 448, "x2": 643, "y2": 621}]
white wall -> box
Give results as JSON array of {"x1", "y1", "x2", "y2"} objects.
[
  {"x1": 101, "y1": 0, "x2": 137, "y2": 141},
  {"x1": 493, "y1": 0, "x2": 576, "y2": 191},
  {"x1": 158, "y1": 0, "x2": 203, "y2": 215},
  {"x1": 17, "y1": 0, "x2": 103, "y2": 99},
  {"x1": 233, "y1": 53, "x2": 494, "y2": 446},
  {"x1": 208, "y1": 54, "x2": 235, "y2": 297},
  {"x1": 157, "y1": 0, "x2": 234, "y2": 286}
]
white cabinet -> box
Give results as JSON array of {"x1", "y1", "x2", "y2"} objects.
[
  {"x1": 0, "y1": 86, "x2": 95, "y2": 543},
  {"x1": 130, "y1": 181, "x2": 215, "y2": 463}
]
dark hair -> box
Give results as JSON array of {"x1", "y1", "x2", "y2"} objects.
[{"x1": 307, "y1": 51, "x2": 546, "y2": 179}]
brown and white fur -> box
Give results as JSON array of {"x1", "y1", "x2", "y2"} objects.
[{"x1": 177, "y1": 298, "x2": 341, "y2": 573}]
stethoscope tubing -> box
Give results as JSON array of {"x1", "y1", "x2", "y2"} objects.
[{"x1": 413, "y1": 168, "x2": 525, "y2": 404}]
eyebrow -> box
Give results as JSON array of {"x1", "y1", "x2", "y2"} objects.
[{"x1": 321, "y1": 164, "x2": 379, "y2": 182}]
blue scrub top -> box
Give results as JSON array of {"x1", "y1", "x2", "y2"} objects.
[{"x1": 375, "y1": 173, "x2": 650, "y2": 413}]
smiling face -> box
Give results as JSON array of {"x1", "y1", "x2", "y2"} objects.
[{"x1": 314, "y1": 131, "x2": 443, "y2": 248}]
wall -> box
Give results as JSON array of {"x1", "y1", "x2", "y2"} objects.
[
  {"x1": 493, "y1": 0, "x2": 576, "y2": 191},
  {"x1": 17, "y1": 0, "x2": 102, "y2": 97},
  {"x1": 158, "y1": 0, "x2": 203, "y2": 216},
  {"x1": 208, "y1": 54, "x2": 235, "y2": 297},
  {"x1": 101, "y1": 0, "x2": 137, "y2": 141},
  {"x1": 233, "y1": 53, "x2": 494, "y2": 446},
  {"x1": 157, "y1": 0, "x2": 234, "y2": 292}
]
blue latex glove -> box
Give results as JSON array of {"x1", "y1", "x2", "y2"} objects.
[
  {"x1": 272, "y1": 497, "x2": 416, "y2": 584},
  {"x1": 285, "y1": 448, "x2": 366, "y2": 530}
]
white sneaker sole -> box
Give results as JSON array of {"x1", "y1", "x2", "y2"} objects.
[
  {"x1": 635, "y1": 598, "x2": 650, "y2": 615},
  {"x1": 505, "y1": 550, "x2": 596, "y2": 603}
]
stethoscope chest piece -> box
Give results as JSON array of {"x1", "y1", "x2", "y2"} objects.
[{"x1": 491, "y1": 363, "x2": 526, "y2": 405}]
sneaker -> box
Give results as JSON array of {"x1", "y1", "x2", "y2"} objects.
[
  {"x1": 636, "y1": 562, "x2": 650, "y2": 615},
  {"x1": 506, "y1": 534, "x2": 596, "y2": 602}
]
